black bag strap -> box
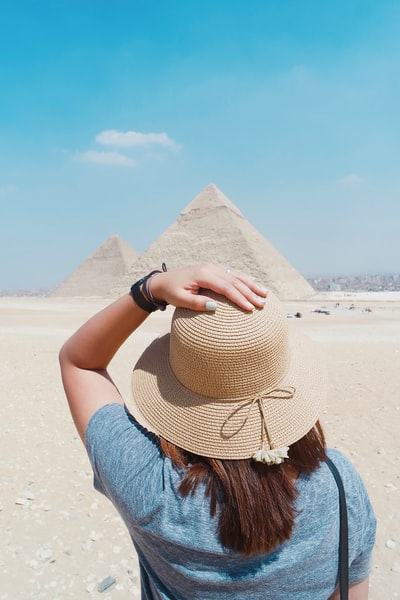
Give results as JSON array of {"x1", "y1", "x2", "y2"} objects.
[{"x1": 326, "y1": 457, "x2": 349, "y2": 600}]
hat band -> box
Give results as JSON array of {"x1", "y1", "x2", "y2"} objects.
[{"x1": 221, "y1": 386, "x2": 296, "y2": 461}]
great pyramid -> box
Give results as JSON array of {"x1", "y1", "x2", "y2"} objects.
[
  {"x1": 52, "y1": 235, "x2": 138, "y2": 297},
  {"x1": 112, "y1": 184, "x2": 314, "y2": 300}
]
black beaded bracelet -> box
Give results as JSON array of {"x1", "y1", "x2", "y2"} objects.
[{"x1": 130, "y1": 264, "x2": 168, "y2": 313}]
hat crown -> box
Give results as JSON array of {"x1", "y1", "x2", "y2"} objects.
[{"x1": 169, "y1": 292, "x2": 289, "y2": 399}]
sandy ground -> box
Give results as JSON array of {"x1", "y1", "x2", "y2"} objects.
[{"x1": 1, "y1": 292, "x2": 399, "y2": 599}]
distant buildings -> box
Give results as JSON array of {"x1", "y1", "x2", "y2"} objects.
[{"x1": 307, "y1": 273, "x2": 400, "y2": 292}]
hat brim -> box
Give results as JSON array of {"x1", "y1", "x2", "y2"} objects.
[{"x1": 130, "y1": 327, "x2": 327, "y2": 460}]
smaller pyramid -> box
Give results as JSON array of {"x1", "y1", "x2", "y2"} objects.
[{"x1": 52, "y1": 235, "x2": 138, "y2": 297}]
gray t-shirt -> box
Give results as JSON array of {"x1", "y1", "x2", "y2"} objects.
[{"x1": 85, "y1": 403, "x2": 376, "y2": 599}]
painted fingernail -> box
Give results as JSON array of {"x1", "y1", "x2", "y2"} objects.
[
  {"x1": 259, "y1": 286, "x2": 268, "y2": 293},
  {"x1": 206, "y1": 301, "x2": 217, "y2": 311},
  {"x1": 246, "y1": 301, "x2": 255, "y2": 310},
  {"x1": 257, "y1": 296, "x2": 267, "y2": 303}
]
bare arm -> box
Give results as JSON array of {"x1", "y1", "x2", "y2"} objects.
[
  {"x1": 59, "y1": 263, "x2": 267, "y2": 444},
  {"x1": 328, "y1": 578, "x2": 370, "y2": 600}
]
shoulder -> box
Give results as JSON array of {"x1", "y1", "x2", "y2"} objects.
[
  {"x1": 299, "y1": 449, "x2": 376, "y2": 532},
  {"x1": 325, "y1": 449, "x2": 367, "y2": 489},
  {"x1": 326, "y1": 449, "x2": 376, "y2": 582},
  {"x1": 325, "y1": 449, "x2": 370, "y2": 498},
  {"x1": 326, "y1": 448, "x2": 358, "y2": 475},
  {"x1": 325, "y1": 448, "x2": 376, "y2": 535},
  {"x1": 84, "y1": 404, "x2": 170, "y2": 520},
  {"x1": 85, "y1": 402, "x2": 158, "y2": 449},
  {"x1": 85, "y1": 403, "x2": 163, "y2": 487}
]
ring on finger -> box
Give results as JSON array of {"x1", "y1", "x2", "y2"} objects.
[{"x1": 225, "y1": 267, "x2": 231, "y2": 274}]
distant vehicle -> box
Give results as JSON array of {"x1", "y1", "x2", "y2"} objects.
[{"x1": 311, "y1": 308, "x2": 330, "y2": 316}]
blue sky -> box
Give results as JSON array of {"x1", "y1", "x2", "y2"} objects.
[{"x1": 1, "y1": 0, "x2": 399, "y2": 289}]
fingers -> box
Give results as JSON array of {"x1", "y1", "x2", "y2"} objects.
[
  {"x1": 218, "y1": 274, "x2": 268, "y2": 312},
  {"x1": 223, "y1": 267, "x2": 268, "y2": 302},
  {"x1": 150, "y1": 264, "x2": 268, "y2": 313},
  {"x1": 188, "y1": 264, "x2": 268, "y2": 312},
  {"x1": 177, "y1": 292, "x2": 219, "y2": 312}
]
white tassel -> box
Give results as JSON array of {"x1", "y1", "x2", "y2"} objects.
[{"x1": 252, "y1": 446, "x2": 289, "y2": 465}]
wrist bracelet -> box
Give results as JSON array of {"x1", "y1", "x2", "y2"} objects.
[{"x1": 130, "y1": 263, "x2": 168, "y2": 313}]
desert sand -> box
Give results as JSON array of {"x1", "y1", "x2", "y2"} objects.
[{"x1": 1, "y1": 292, "x2": 399, "y2": 599}]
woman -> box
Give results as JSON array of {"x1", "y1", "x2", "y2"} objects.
[{"x1": 60, "y1": 263, "x2": 376, "y2": 599}]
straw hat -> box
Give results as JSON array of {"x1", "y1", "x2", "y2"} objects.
[{"x1": 130, "y1": 291, "x2": 327, "y2": 460}]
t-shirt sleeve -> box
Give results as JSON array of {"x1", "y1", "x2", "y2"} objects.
[
  {"x1": 348, "y1": 480, "x2": 376, "y2": 584},
  {"x1": 84, "y1": 403, "x2": 163, "y2": 502}
]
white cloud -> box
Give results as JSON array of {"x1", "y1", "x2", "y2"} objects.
[
  {"x1": 73, "y1": 129, "x2": 178, "y2": 169},
  {"x1": 76, "y1": 150, "x2": 137, "y2": 167},
  {"x1": 95, "y1": 129, "x2": 176, "y2": 148},
  {"x1": 338, "y1": 173, "x2": 363, "y2": 186},
  {"x1": 0, "y1": 183, "x2": 19, "y2": 198}
]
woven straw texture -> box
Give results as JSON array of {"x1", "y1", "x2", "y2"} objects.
[{"x1": 131, "y1": 292, "x2": 327, "y2": 459}]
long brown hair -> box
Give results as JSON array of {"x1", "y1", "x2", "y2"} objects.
[{"x1": 160, "y1": 421, "x2": 326, "y2": 555}]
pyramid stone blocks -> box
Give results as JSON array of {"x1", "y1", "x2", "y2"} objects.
[
  {"x1": 51, "y1": 235, "x2": 138, "y2": 297},
  {"x1": 113, "y1": 184, "x2": 314, "y2": 300}
]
